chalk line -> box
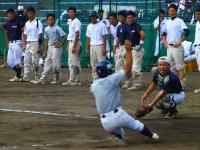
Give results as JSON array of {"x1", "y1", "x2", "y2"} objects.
[{"x1": 0, "y1": 108, "x2": 98, "y2": 119}]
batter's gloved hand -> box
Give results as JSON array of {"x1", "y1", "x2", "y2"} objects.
[{"x1": 135, "y1": 105, "x2": 153, "y2": 118}]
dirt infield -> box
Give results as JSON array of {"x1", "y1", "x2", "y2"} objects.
[{"x1": 0, "y1": 67, "x2": 200, "y2": 150}]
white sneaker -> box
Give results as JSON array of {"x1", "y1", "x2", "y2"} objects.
[
  {"x1": 194, "y1": 89, "x2": 200, "y2": 94},
  {"x1": 151, "y1": 133, "x2": 159, "y2": 140},
  {"x1": 50, "y1": 80, "x2": 60, "y2": 85},
  {"x1": 22, "y1": 77, "x2": 30, "y2": 82},
  {"x1": 127, "y1": 83, "x2": 143, "y2": 91},
  {"x1": 9, "y1": 76, "x2": 22, "y2": 82},
  {"x1": 33, "y1": 79, "x2": 46, "y2": 84},
  {"x1": 121, "y1": 81, "x2": 131, "y2": 89}
]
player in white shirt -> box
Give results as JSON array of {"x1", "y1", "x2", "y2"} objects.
[
  {"x1": 62, "y1": 7, "x2": 82, "y2": 86},
  {"x1": 86, "y1": 10, "x2": 107, "y2": 82},
  {"x1": 34, "y1": 13, "x2": 67, "y2": 85},
  {"x1": 98, "y1": 9, "x2": 111, "y2": 59},
  {"x1": 162, "y1": 4, "x2": 190, "y2": 89},
  {"x1": 177, "y1": 0, "x2": 186, "y2": 16},
  {"x1": 193, "y1": 8, "x2": 200, "y2": 94},
  {"x1": 90, "y1": 40, "x2": 159, "y2": 141},
  {"x1": 153, "y1": 9, "x2": 167, "y2": 64},
  {"x1": 23, "y1": 7, "x2": 43, "y2": 82},
  {"x1": 108, "y1": 11, "x2": 121, "y2": 72}
]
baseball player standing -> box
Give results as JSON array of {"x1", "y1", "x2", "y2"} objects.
[
  {"x1": 114, "y1": 10, "x2": 129, "y2": 73},
  {"x1": 86, "y1": 10, "x2": 107, "y2": 82},
  {"x1": 62, "y1": 7, "x2": 82, "y2": 86},
  {"x1": 125, "y1": 11, "x2": 145, "y2": 91},
  {"x1": 98, "y1": 9, "x2": 111, "y2": 59},
  {"x1": 108, "y1": 12, "x2": 121, "y2": 71},
  {"x1": 90, "y1": 40, "x2": 159, "y2": 141},
  {"x1": 23, "y1": 7, "x2": 43, "y2": 82},
  {"x1": 16, "y1": 6, "x2": 28, "y2": 27},
  {"x1": 153, "y1": 9, "x2": 167, "y2": 64},
  {"x1": 162, "y1": 4, "x2": 190, "y2": 89},
  {"x1": 3, "y1": 9, "x2": 23, "y2": 81},
  {"x1": 194, "y1": 8, "x2": 200, "y2": 94},
  {"x1": 34, "y1": 13, "x2": 67, "y2": 84},
  {"x1": 137, "y1": 56, "x2": 185, "y2": 119}
]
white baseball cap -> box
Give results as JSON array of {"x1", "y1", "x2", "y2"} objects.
[
  {"x1": 17, "y1": 5, "x2": 24, "y2": 11},
  {"x1": 158, "y1": 56, "x2": 171, "y2": 65}
]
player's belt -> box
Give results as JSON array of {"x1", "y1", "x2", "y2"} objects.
[
  {"x1": 9, "y1": 40, "x2": 21, "y2": 43},
  {"x1": 194, "y1": 44, "x2": 200, "y2": 47},
  {"x1": 169, "y1": 44, "x2": 174, "y2": 46},
  {"x1": 101, "y1": 108, "x2": 119, "y2": 118}
]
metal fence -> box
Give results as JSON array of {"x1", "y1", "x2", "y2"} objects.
[{"x1": 0, "y1": 0, "x2": 199, "y2": 25}]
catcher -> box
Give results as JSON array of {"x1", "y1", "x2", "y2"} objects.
[{"x1": 135, "y1": 56, "x2": 185, "y2": 119}]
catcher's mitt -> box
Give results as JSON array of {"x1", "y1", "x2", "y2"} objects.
[{"x1": 135, "y1": 105, "x2": 153, "y2": 118}]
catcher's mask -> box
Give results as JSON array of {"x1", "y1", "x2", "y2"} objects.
[{"x1": 96, "y1": 60, "x2": 113, "y2": 78}]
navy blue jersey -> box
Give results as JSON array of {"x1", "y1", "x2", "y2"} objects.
[
  {"x1": 3, "y1": 18, "x2": 23, "y2": 41},
  {"x1": 116, "y1": 24, "x2": 129, "y2": 46},
  {"x1": 153, "y1": 69, "x2": 183, "y2": 93},
  {"x1": 127, "y1": 22, "x2": 143, "y2": 47},
  {"x1": 16, "y1": 13, "x2": 28, "y2": 27}
]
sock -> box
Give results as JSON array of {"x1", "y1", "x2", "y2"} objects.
[
  {"x1": 140, "y1": 126, "x2": 153, "y2": 138},
  {"x1": 16, "y1": 67, "x2": 22, "y2": 78},
  {"x1": 13, "y1": 66, "x2": 17, "y2": 75}
]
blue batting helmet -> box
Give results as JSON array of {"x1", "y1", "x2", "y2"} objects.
[{"x1": 96, "y1": 60, "x2": 113, "y2": 78}]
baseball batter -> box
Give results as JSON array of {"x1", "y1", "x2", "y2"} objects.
[
  {"x1": 86, "y1": 10, "x2": 107, "y2": 81},
  {"x1": 162, "y1": 4, "x2": 190, "y2": 89},
  {"x1": 194, "y1": 8, "x2": 200, "y2": 94},
  {"x1": 137, "y1": 56, "x2": 185, "y2": 119},
  {"x1": 62, "y1": 7, "x2": 82, "y2": 86},
  {"x1": 34, "y1": 13, "x2": 67, "y2": 84},
  {"x1": 3, "y1": 8, "x2": 23, "y2": 81},
  {"x1": 90, "y1": 40, "x2": 159, "y2": 141},
  {"x1": 23, "y1": 7, "x2": 43, "y2": 82}
]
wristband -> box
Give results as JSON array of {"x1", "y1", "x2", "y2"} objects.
[{"x1": 140, "y1": 40, "x2": 144, "y2": 45}]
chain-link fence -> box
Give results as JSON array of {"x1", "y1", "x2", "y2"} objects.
[{"x1": 0, "y1": 0, "x2": 199, "y2": 69}]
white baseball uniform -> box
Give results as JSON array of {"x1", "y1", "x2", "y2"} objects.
[
  {"x1": 90, "y1": 70, "x2": 148, "y2": 139},
  {"x1": 98, "y1": 18, "x2": 111, "y2": 59},
  {"x1": 162, "y1": 17, "x2": 187, "y2": 71},
  {"x1": 194, "y1": 21, "x2": 200, "y2": 71},
  {"x1": 110, "y1": 22, "x2": 122, "y2": 71},
  {"x1": 67, "y1": 18, "x2": 82, "y2": 83},
  {"x1": 153, "y1": 16, "x2": 167, "y2": 57},
  {"x1": 39, "y1": 24, "x2": 66, "y2": 81},
  {"x1": 23, "y1": 18, "x2": 43, "y2": 80},
  {"x1": 86, "y1": 22, "x2": 107, "y2": 81}
]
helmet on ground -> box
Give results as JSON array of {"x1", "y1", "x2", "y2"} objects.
[{"x1": 96, "y1": 60, "x2": 113, "y2": 78}]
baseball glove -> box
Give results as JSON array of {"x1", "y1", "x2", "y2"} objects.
[{"x1": 135, "y1": 105, "x2": 153, "y2": 118}]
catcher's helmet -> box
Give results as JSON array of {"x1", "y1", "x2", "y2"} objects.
[
  {"x1": 89, "y1": 10, "x2": 98, "y2": 17},
  {"x1": 96, "y1": 60, "x2": 113, "y2": 78}
]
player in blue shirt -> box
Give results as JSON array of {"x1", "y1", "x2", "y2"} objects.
[
  {"x1": 3, "y1": 8, "x2": 23, "y2": 81},
  {"x1": 140, "y1": 56, "x2": 185, "y2": 119}
]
